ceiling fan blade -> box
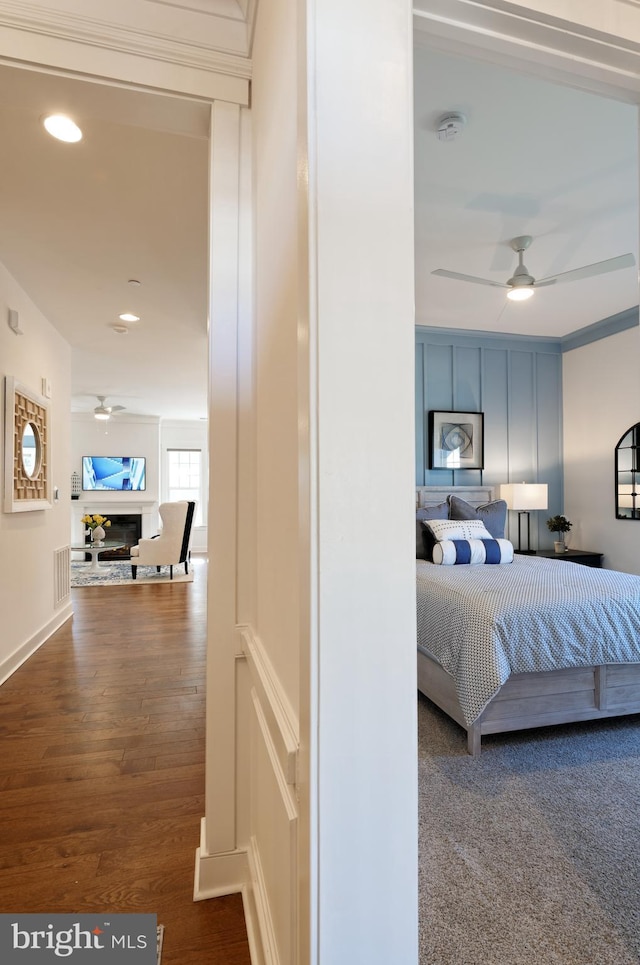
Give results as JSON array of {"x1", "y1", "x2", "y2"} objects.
[
  {"x1": 537, "y1": 252, "x2": 635, "y2": 287},
  {"x1": 431, "y1": 268, "x2": 508, "y2": 289},
  {"x1": 110, "y1": 405, "x2": 126, "y2": 412}
]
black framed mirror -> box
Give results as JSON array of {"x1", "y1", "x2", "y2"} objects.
[{"x1": 615, "y1": 423, "x2": 640, "y2": 519}]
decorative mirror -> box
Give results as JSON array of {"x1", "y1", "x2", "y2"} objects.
[
  {"x1": 3, "y1": 376, "x2": 51, "y2": 513},
  {"x1": 615, "y1": 422, "x2": 640, "y2": 519},
  {"x1": 21, "y1": 422, "x2": 41, "y2": 478}
]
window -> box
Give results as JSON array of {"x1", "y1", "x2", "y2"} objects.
[{"x1": 167, "y1": 449, "x2": 203, "y2": 525}]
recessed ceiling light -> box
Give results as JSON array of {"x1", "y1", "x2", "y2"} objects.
[
  {"x1": 43, "y1": 114, "x2": 82, "y2": 143},
  {"x1": 128, "y1": 279, "x2": 141, "y2": 287},
  {"x1": 118, "y1": 313, "x2": 140, "y2": 322}
]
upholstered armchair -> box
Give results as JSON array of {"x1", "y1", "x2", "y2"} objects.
[{"x1": 130, "y1": 500, "x2": 195, "y2": 580}]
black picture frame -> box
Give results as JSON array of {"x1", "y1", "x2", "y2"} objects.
[{"x1": 428, "y1": 410, "x2": 484, "y2": 470}]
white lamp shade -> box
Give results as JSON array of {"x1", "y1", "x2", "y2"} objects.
[{"x1": 499, "y1": 482, "x2": 548, "y2": 511}]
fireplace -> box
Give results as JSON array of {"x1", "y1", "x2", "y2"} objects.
[{"x1": 85, "y1": 514, "x2": 143, "y2": 560}]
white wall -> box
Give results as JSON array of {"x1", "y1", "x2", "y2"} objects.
[
  {"x1": 252, "y1": 0, "x2": 300, "y2": 722},
  {"x1": 247, "y1": 1, "x2": 418, "y2": 962},
  {"x1": 0, "y1": 259, "x2": 72, "y2": 682},
  {"x1": 309, "y1": 3, "x2": 417, "y2": 960},
  {"x1": 563, "y1": 326, "x2": 640, "y2": 574}
]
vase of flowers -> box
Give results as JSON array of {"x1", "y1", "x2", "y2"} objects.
[
  {"x1": 81, "y1": 514, "x2": 111, "y2": 545},
  {"x1": 546, "y1": 514, "x2": 572, "y2": 553}
]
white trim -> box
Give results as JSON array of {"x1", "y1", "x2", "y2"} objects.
[
  {"x1": 193, "y1": 818, "x2": 247, "y2": 899},
  {"x1": 240, "y1": 878, "x2": 266, "y2": 965},
  {"x1": 413, "y1": 0, "x2": 640, "y2": 102},
  {"x1": 0, "y1": 0, "x2": 253, "y2": 71},
  {"x1": 0, "y1": 602, "x2": 73, "y2": 687},
  {"x1": 204, "y1": 99, "x2": 242, "y2": 855},
  {"x1": 246, "y1": 835, "x2": 282, "y2": 965},
  {"x1": 239, "y1": 626, "x2": 299, "y2": 786},
  {"x1": 0, "y1": 2, "x2": 250, "y2": 104}
]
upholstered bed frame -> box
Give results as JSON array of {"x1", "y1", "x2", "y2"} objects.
[{"x1": 416, "y1": 485, "x2": 640, "y2": 755}]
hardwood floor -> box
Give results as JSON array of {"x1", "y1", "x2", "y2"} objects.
[{"x1": 0, "y1": 557, "x2": 251, "y2": 965}]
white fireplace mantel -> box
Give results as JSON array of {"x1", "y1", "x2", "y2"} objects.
[{"x1": 71, "y1": 500, "x2": 159, "y2": 543}]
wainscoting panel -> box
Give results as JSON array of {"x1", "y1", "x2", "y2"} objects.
[
  {"x1": 249, "y1": 689, "x2": 298, "y2": 965},
  {"x1": 240, "y1": 626, "x2": 298, "y2": 785},
  {"x1": 415, "y1": 327, "x2": 563, "y2": 548},
  {"x1": 238, "y1": 626, "x2": 299, "y2": 965}
]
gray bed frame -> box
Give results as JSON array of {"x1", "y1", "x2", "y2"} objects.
[{"x1": 416, "y1": 486, "x2": 640, "y2": 755}]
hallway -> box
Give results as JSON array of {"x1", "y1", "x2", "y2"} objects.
[{"x1": 0, "y1": 558, "x2": 250, "y2": 964}]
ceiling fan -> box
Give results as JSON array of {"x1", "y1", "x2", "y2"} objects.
[
  {"x1": 94, "y1": 395, "x2": 126, "y2": 421},
  {"x1": 432, "y1": 236, "x2": 636, "y2": 301}
]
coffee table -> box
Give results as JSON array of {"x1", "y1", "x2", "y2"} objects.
[{"x1": 70, "y1": 540, "x2": 126, "y2": 573}]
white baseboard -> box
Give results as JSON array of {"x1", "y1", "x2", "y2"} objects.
[
  {"x1": 193, "y1": 817, "x2": 248, "y2": 899},
  {"x1": 193, "y1": 818, "x2": 267, "y2": 965},
  {"x1": 0, "y1": 603, "x2": 73, "y2": 687}
]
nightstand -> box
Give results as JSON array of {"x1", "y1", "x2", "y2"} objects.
[{"x1": 534, "y1": 549, "x2": 603, "y2": 568}]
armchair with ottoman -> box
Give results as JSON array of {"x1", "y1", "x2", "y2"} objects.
[{"x1": 130, "y1": 500, "x2": 196, "y2": 580}]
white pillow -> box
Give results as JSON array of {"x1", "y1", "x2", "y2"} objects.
[{"x1": 423, "y1": 518, "x2": 494, "y2": 543}]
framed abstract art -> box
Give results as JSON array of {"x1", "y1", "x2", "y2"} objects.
[{"x1": 428, "y1": 410, "x2": 484, "y2": 470}]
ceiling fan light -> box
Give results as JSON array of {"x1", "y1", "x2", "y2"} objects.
[
  {"x1": 507, "y1": 287, "x2": 534, "y2": 301},
  {"x1": 94, "y1": 411, "x2": 110, "y2": 421},
  {"x1": 43, "y1": 114, "x2": 83, "y2": 143}
]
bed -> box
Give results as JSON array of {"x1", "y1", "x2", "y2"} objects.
[{"x1": 416, "y1": 485, "x2": 640, "y2": 755}]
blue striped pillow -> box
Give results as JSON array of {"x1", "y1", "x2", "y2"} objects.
[{"x1": 431, "y1": 538, "x2": 514, "y2": 565}]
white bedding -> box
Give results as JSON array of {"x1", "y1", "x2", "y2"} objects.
[{"x1": 416, "y1": 554, "x2": 640, "y2": 726}]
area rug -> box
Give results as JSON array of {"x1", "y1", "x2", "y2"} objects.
[
  {"x1": 157, "y1": 925, "x2": 164, "y2": 965},
  {"x1": 418, "y1": 694, "x2": 640, "y2": 965},
  {"x1": 70, "y1": 560, "x2": 194, "y2": 587}
]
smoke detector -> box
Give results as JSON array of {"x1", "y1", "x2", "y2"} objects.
[{"x1": 436, "y1": 112, "x2": 467, "y2": 142}]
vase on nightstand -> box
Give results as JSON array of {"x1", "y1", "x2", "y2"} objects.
[
  {"x1": 554, "y1": 540, "x2": 566, "y2": 554},
  {"x1": 91, "y1": 525, "x2": 106, "y2": 545}
]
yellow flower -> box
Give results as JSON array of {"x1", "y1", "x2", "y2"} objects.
[{"x1": 81, "y1": 513, "x2": 110, "y2": 530}]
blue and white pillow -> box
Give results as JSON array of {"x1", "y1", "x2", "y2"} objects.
[
  {"x1": 422, "y1": 519, "x2": 514, "y2": 565},
  {"x1": 432, "y1": 538, "x2": 514, "y2": 565},
  {"x1": 423, "y1": 518, "x2": 494, "y2": 543}
]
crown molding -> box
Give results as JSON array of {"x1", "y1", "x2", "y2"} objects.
[
  {"x1": 413, "y1": 0, "x2": 640, "y2": 101},
  {"x1": 144, "y1": 0, "x2": 245, "y2": 17},
  {"x1": 0, "y1": 0, "x2": 252, "y2": 80}
]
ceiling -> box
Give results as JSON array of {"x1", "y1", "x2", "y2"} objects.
[
  {"x1": 0, "y1": 62, "x2": 210, "y2": 421},
  {"x1": 1, "y1": 41, "x2": 638, "y2": 424},
  {"x1": 414, "y1": 46, "x2": 640, "y2": 339}
]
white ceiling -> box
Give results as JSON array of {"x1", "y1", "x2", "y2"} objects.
[
  {"x1": 1, "y1": 42, "x2": 638, "y2": 425},
  {"x1": 0, "y1": 62, "x2": 210, "y2": 420},
  {"x1": 414, "y1": 46, "x2": 640, "y2": 339}
]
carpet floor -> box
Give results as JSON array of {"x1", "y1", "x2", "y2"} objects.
[
  {"x1": 418, "y1": 694, "x2": 640, "y2": 965},
  {"x1": 70, "y1": 561, "x2": 194, "y2": 587}
]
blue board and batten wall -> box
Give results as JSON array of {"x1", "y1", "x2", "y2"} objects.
[{"x1": 415, "y1": 327, "x2": 563, "y2": 550}]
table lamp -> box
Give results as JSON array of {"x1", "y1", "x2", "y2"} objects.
[{"x1": 499, "y1": 482, "x2": 548, "y2": 554}]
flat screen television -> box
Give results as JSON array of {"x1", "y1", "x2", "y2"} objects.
[{"x1": 82, "y1": 456, "x2": 146, "y2": 492}]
